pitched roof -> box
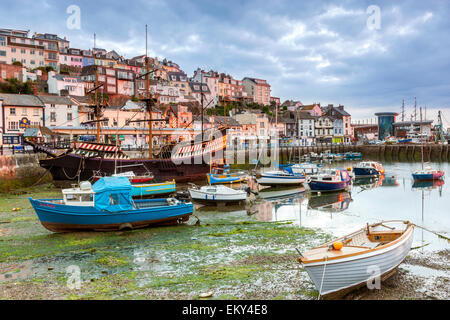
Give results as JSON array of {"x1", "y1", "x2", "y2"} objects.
[
  {"x1": 37, "y1": 95, "x2": 75, "y2": 105},
  {"x1": 0, "y1": 94, "x2": 44, "y2": 107}
]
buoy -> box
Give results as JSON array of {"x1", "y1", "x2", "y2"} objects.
[
  {"x1": 332, "y1": 241, "x2": 343, "y2": 250},
  {"x1": 347, "y1": 167, "x2": 351, "y2": 171}
]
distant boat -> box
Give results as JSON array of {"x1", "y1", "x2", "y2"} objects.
[
  {"x1": 29, "y1": 177, "x2": 193, "y2": 232},
  {"x1": 308, "y1": 169, "x2": 351, "y2": 192},
  {"x1": 398, "y1": 138, "x2": 412, "y2": 144},
  {"x1": 344, "y1": 152, "x2": 362, "y2": 160},
  {"x1": 297, "y1": 220, "x2": 414, "y2": 298},
  {"x1": 92, "y1": 171, "x2": 154, "y2": 184},
  {"x1": 353, "y1": 161, "x2": 384, "y2": 178},
  {"x1": 131, "y1": 180, "x2": 176, "y2": 197},
  {"x1": 206, "y1": 166, "x2": 248, "y2": 185},
  {"x1": 188, "y1": 184, "x2": 248, "y2": 204},
  {"x1": 256, "y1": 170, "x2": 306, "y2": 186},
  {"x1": 412, "y1": 108, "x2": 444, "y2": 181},
  {"x1": 286, "y1": 163, "x2": 321, "y2": 176},
  {"x1": 412, "y1": 167, "x2": 444, "y2": 181}
]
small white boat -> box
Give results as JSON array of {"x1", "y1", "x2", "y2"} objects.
[
  {"x1": 353, "y1": 161, "x2": 385, "y2": 178},
  {"x1": 188, "y1": 184, "x2": 248, "y2": 203},
  {"x1": 256, "y1": 170, "x2": 306, "y2": 186},
  {"x1": 297, "y1": 220, "x2": 414, "y2": 298}
]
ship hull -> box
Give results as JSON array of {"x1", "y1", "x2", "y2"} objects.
[{"x1": 40, "y1": 153, "x2": 211, "y2": 183}]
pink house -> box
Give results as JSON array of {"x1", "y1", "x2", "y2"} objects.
[
  {"x1": 301, "y1": 104, "x2": 322, "y2": 117},
  {"x1": 59, "y1": 48, "x2": 83, "y2": 68},
  {"x1": 47, "y1": 71, "x2": 85, "y2": 96}
]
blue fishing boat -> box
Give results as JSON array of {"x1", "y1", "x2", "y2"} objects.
[
  {"x1": 29, "y1": 177, "x2": 193, "y2": 232},
  {"x1": 308, "y1": 169, "x2": 351, "y2": 192},
  {"x1": 206, "y1": 165, "x2": 248, "y2": 184},
  {"x1": 131, "y1": 180, "x2": 177, "y2": 197},
  {"x1": 344, "y1": 152, "x2": 363, "y2": 160},
  {"x1": 353, "y1": 161, "x2": 384, "y2": 178}
]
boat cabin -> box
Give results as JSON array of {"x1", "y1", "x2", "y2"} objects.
[{"x1": 62, "y1": 181, "x2": 95, "y2": 206}]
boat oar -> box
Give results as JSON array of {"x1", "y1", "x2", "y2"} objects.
[{"x1": 412, "y1": 223, "x2": 450, "y2": 242}]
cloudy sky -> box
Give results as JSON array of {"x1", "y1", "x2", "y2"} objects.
[{"x1": 2, "y1": 0, "x2": 450, "y2": 124}]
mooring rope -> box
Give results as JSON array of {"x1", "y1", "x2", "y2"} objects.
[{"x1": 318, "y1": 255, "x2": 328, "y2": 300}]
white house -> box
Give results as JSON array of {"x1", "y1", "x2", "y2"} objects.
[{"x1": 47, "y1": 71, "x2": 85, "y2": 96}]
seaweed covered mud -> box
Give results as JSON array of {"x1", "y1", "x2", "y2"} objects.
[{"x1": 1, "y1": 161, "x2": 450, "y2": 300}]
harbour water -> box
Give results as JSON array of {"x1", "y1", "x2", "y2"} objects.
[{"x1": 249, "y1": 161, "x2": 450, "y2": 253}]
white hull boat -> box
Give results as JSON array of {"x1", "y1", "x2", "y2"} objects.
[
  {"x1": 188, "y1": 185, "x2": 247, "y2": 203},
  {"x1": 297, "y1": 220, "x2": 414, "y2": 298},
  {"x1": 256, "y1": 170, "x2": 306, "y2": 186}
]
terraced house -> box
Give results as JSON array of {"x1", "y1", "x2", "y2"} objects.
[
  {"x1": 242, "y1": 77, "x2": 271, "y2": 106},
  {"x1": 0, "y1": 29, "x2": 45, "y2": 69},
  {"x1": 0, "y1": 93, "x2": 45, "y2": 146}
]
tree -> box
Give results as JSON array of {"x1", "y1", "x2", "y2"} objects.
[
  {"x1": 12, "y1": 61, "x2": 23, "y2": 67},
  {"x1": 0, "y1": 78, "x2": 34, "y2": 94}
]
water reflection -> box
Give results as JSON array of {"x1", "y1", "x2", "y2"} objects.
[
  {"x1": 308, "y1": 191, "x2": 352, "y2": 212},
  {"x1": 248, "y1": 162, "x2": 449, "y2": 252}
]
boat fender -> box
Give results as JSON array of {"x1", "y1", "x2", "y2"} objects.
[
  {"x1": 119, "y1": 223, "x2": 133, "y2": 231},
  {"x1": 329, "y1": 241, "x2": 343, "y2": 251}
]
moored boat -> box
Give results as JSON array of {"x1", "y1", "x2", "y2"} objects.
[
  {"x1": 188, "y1": 184, "x2": 248, "y2": 204},
  {"x1": 131, "y1": 180, "x2": 177, "y2": 197},
  {"x1": 92, "y1": 171, "x2": 154, "y2": 184},
  {"x1": 29, "y1": 177, "x2": 193, "y2": 232},
  {"x1": 297, "y1": 220, "x2": 414, "y2": 298},
  {"x1": 353, "y1": 161, "x2": 384, "y2": 178},
  {"x1": 308, "y1": 169, "x2": 351, "y2": 192},
  {"x1": 288, "y1": 163, "x2": 321, "y2": 176},
  {"x1": 206, "y1": 165, "x2": 248, "y2": 185},
  {"x1": 256, "y1": 170, "x2": 306, "y2": 186},
  {"x1": 412, "y1": 167, "x2": 444, "y2": 181}
]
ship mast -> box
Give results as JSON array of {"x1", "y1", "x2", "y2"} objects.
[
  {"x1": 146, "y1": 24, "x2": 153, "y2": 159},
  {"x1": 420, "y1": 107, "x2": 423, "y2": 170}
]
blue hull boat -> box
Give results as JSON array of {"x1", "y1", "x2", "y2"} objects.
[
  {"x1": 131, "y1": 181, "x2": 176, "y2": 197},
  {"x1": 308, "y1": 169, "x2": 351, "y2": 192},
  {"x1": 29, "y1": 177, "x2": 193, "y2": 232},
  {"x1": 206, "y1": 173, "x2": 247, "y2": 184},
  {"x1": 353, "y1": 167, "x2": 380, "y2": 177}
]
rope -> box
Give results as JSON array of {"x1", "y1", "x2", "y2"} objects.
[
  {"x1": 62, "y1": 156, "x2": 84, "y2": 180},
  {"x1": 412, "y1": 223, "x2": 450, "y2": 242},
  {"x1": 318, "y1": 255, "x2": 328, "y2": 300}
]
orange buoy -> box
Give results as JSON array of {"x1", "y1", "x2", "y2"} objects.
[
  {"x1": 347, "y1": 167, "x2": 351, "y2": 171},
  {"x1": 332, "y1": 241, "x2": 343, "y2": 250}
]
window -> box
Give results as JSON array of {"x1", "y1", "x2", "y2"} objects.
[
  {"x1": 0, "y1": 50, "x2": 5, "y2": 56},
  {"x1": 8, "y1": 121, "x2": 18, "y2": 130},
  {"x1": 21, "y1": 49, "x2": 26, "y2": 54},
  {"x1": 67, "y1": 104, "x2": 72, "y2": 109},
  {"x1": 0, "y1": 36, "x2": 5, "y2": 46},
  {"x1": 110, "y1": 194, "x2": 120, "y2": 205},
  {"x1": 3, "y1": 135, "x2": 20, "y2": 144},
  {"x1": 30, "y1": 50, "x2": 35, "y2": 55},
  {"x1": 10, "y1": 108, "x2": 16, "y2": 115},
  {"x1": 39, "y1": 51, "x2": 43, "y2": 56},
  {"x1": 67, "y1": 113, "x2": 72, "y2": 121},
  {"x1": 30, "y1": 60, "x2": 35, "y2": 65},
  {"x1": 11, "y1": 48, "x2": 16, "y2": 53},
  {"x1": 50, "y1": 112, "x2": 56, "y2": 122}
]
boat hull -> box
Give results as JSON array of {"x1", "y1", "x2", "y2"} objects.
[
  {"x1": 303, "y1": 226, "x2": 414, "y2": 297},
  {"x1": 308, "y1": 180, "x2": 349, "y2": 192},
  {"x1": 188, "y1": 189, "x2": 247, "y2": 203},
  {"x1": 206, "y1": 173, "x2": 247, "y2": 185},
  {"x1": 412, "y1": 171, "x2": 444, "y2": 181},
  {"x1": 131, "y1": 181, "x2": 176, "y2": 197},
  {"x1": 256, "y1": 174, "x2": 306, "y2": 186},
  {"x1": 40, "y1": 153, "x2": 211, "y2": 183},
  {"x1": 353, "y1": 167, "x2": 380, "y2": 178},
  {"x1": 29, "y1": 198, "x2": 193, "y2": 232}
]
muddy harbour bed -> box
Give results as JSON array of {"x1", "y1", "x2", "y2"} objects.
[{"x1": 0, "y1": 161, "x2": 449, "y2": 300}]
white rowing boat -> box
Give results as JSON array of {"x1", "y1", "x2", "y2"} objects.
[
  {"x1": 256, "y1": 170, "x2": 306, "y2": 186},
  {"x1": 188, "y1": 184, "x2": 248, "y2": 203},
  {"x1": 297, "y1": 220, "x2": 414, "y2": 298}
]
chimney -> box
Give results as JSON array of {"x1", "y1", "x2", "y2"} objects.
[{"x1": 338, "y1": 105, "x2": 344, "y2": 110}]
